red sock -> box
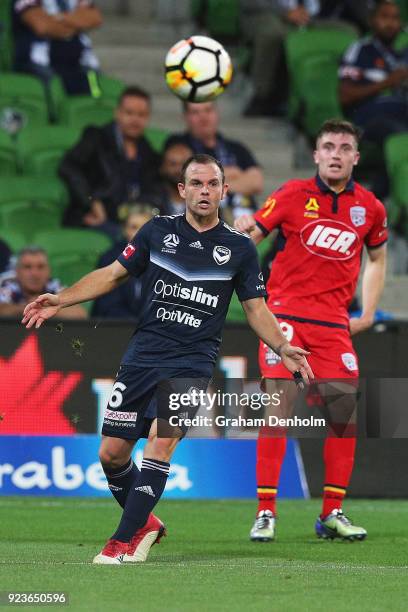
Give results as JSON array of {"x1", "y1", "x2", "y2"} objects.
[
  {"x1": 256, "y1": 428, "x2": 286, "y2": 516},
  {"x1": 321, "y1": 437, "x2": 356, "y2": 518}
]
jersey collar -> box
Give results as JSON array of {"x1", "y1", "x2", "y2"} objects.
[
  {"x1": 182, "y1": 214, "x2": 223, "y2": 236},
  {"x1": 315, "y1": 174, "x2": 355, "y2": 195}
]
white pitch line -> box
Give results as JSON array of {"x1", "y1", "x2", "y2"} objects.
[{"x1": 1, "y1": 560, "x2": 407, "y2": 572}]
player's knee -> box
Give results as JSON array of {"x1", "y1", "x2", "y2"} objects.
[
  {"x1": 147, "y1": 436, "x2": 177, "y2": 463},
  {"x1": 98, "y1": 446, "x2": 127, "y2": 469}
]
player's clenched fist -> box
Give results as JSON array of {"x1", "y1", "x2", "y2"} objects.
[
  {"x1": 234, "y1": 214, "x2": 256, "y2": 235},
  {"x1": 22, "y1": 293, "x2": 61, "y2": 329}
]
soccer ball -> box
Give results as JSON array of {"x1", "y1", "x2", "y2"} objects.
[{"x1": 165, "y1": 35, "x2": 233, "y2": 103}]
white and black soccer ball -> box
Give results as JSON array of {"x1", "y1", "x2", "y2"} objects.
[{"x1": 165, "y1": 35, "x2": 233, "y2": 103}]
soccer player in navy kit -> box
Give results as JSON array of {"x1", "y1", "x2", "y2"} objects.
[{"x1": 22, "y1": 154, "x2": 313, "y2": 564}]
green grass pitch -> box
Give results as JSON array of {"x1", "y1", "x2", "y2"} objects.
[{"x1": 1, "y1": 498, "x2": 407, "y2": 612}]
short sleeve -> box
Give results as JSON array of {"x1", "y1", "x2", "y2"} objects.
[
  {"x1": 117, "y1": 219, "x2": 153, "y2": 276},
  {"x1": 365, "y1": 199, "x2": 388, "y2": 249},
  {"x1": 234, "y1": 239, "x2": 267, "y2": 302},
  {"x1": 0, "y1": 287, "x2": 12, "y2": 304},
  {"x1": 339, "y1": 41, "x2": 365, "y2": 82},
  {"x1": 253, "y1": 183, "x2": 289, "y2": 235},
  {"x1": 230, "y1": 141, "x2": 259, "y2": 170},
  {"x1": 14, "y1": 0, "x2": 41, "y2": 15}
]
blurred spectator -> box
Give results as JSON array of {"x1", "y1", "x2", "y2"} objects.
[
  {"x1": 165, "y1": 101, "x2": 264, "y2": 224},
  {"x1": 153, "y1": 142, "x2": 193, "y2": 215},
  {"x1": 0, "y1": 239, "x2": 12, "y2": 274},
  {"x1": 339, "y1": 0, "x2": 408, "y2": 197},
  {"x1": 0, "y1": 246, "x2": 87, "y2": 318},
  {"x1": 241, "y1": 0, "x2": 371, "y2": 116},
  {"x1": 59, "y1": 86, "x2": 161, "y2": 239},
  {"x1": 91, "y1": 205, "x2": 155, "y2": 319},
  {"x1": 12, "y1": 0, "x2": 102, "y2": 95}
]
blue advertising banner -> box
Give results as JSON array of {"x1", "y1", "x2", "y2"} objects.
[{"x1": 0, "y1": 436, "x2": 308, "y2": 499}]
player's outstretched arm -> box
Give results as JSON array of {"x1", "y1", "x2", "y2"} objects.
[
  {"x1": 242, "y1": 298, "x2": 314, "y2": 384},
  {"x1": 234, "y1": 215, "x2": 264, "y2": 244},
  {"x1": 22, "y1": 260, "x2": 129, "y2": 329}
]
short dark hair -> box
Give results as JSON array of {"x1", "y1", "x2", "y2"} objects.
[
  {"x1": 118, "y1": 86, "x2": 151, "y2": 107},
  {"x1": 17, "y1": 246, "x2": 48, "y2": 264},
  {"x1": 372, "y1": 0, "x2": 398, "y2": 16},
  {"x1": 181, "y1": 100, "x2": 216, "y2": 112},
  {"x1": 180, "y1": 153, "x2": 225, "y2": 184},
  {"x1": 316, "y1": 119, "x2": 361, "y2": 147}
]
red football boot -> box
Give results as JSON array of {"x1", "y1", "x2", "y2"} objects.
[
  {"x1": 93, "y1": 538, "x2": 129, "y2": 564},
  {"x1": 123, "y1": 514, "x2": 167, "y2": 563}
]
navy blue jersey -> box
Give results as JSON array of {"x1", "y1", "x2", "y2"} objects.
[
  {"x1": 339, "y1": 36, "x2": 408, "y2": 119},
  {"x1": 117, "y1": 214, "x2": 267, "y2": 372}
]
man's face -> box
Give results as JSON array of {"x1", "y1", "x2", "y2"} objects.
[
  {"x1": 178, "y1": 162, "x2": 228, "y2": 218},
  {"x1": 160, "y1": 144, "x2": 193, "y2": 185},
  {"x1": 16, "y1": 253, "x2": 50, "y2": 295},
  {"x1": 115, "y1": 95, "x2": 150, "y2": 139},
  {"x1": 372, "y1": 3, "x2": 401, "y2": 45},
  {"x1": 314, "y1": 132, "x2": 360, "y2": 184},
  {"x1": 124, "y1": 213, "x2": 151, "y2": 242},
  {"x1": 184, "y1": 102, "x2": 218, "y2": 140}
]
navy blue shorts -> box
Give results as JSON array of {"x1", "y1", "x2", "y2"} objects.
[{"x1": 101, "y1": 365, "x2": 210, "y2": 440}]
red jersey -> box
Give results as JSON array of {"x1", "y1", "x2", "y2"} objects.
[{"x1": 254, "y1": 175, "x2": 387, "y2": 326}]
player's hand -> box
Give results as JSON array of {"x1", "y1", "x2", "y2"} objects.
[
  {"x1": 21, "y1": 293, "x2": 61, "y2": 329},
  {"x1": 286, "y1": 7, "x2": 310, "y2": 26},
  {"x1": 385, "y1": 67, "x2": 408, "y2": 88},
  {"x1": 234, "y1": 214, "x2": 256, "y2": 235},
  {"x1": 349, "y1": 315, "x2": 374, "y2": 336},
  {"x1": 280, "y1": 342, "x2": 314, "y2": 385}
]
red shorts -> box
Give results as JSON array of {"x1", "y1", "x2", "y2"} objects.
[{"x1": 259, "y1": 316, "x2": 359, "y2": 380}]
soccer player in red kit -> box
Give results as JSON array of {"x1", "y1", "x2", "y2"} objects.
[{"x1": 235, "y1": 119, "x2": 387, "y2": 541}]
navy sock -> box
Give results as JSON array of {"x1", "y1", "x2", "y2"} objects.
[
  {"x1": 112, "y1": 458, "x2": 170, "y2": 542},
  {"x1": 103, "y1": 458, "x2": 140, "y2": 508}
]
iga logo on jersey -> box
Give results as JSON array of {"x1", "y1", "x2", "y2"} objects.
[
  {"x1": 301, "y1": 219, "x2": 360, "y2": 260},
  {"x1": 213, "y1": 246, "x2": 231, "y2": 265},
  {"x1": 122, "y1": 244, "x2": 136, "y2": 259}
]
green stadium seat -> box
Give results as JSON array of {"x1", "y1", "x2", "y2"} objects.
[
  {"x1": 227, "y1": 237, "x2": 272, "y2": 322},
  {"x1": 145, "y1": 126, "x2": 170, "y2": 153},
  {"x1": 33, "y1": 229, "x2": 112, "y2": 287},
  {"x1": 0, "y1": 229, "x2": 26, "y2": 253},
  {"x1": 388, "y1": 160, "x2": 408, "y2": 235},
  {"x1": 395, "y1": 29, "x2": 408, "y2": 50},
  {"x1": 395, "y1": 0, "x2": 408, "y2": 25},
  {"x1": 0, "y1": 0, "x2": 13, "y2": 71},
  {"x1": 296, "y1": 54, "x2": 342, "y2": 137},
  {"x1": 285, "y1": 28, "x2": 356, "y2": 121},
  {"x1": 0, "y1": 73, "x2": 49, "y2": 128},
  {"x1": 385, "y1": 133, "x2": 408, "y2": 178},
  {"x1": 96, "y1": 74, "x2": 126, "y2": 103},
  {"x1": 0, "y1": 129, "x2": 17, "y2": 175},
  {"x1": 202, "y1": 0, "x2": 241, "y2": 39},
  {"x1": 0, "y1": 176, "x2": 68, "y2": 208},
  {"x1": 59, "y1": 96, "x2": 115, "y2": 130},
  {"x1": 17, "y1": 126, "x2": 81, "y2": 176},
  {"x1": 0, "y1": 201, "x2": 61, "y2": 241}
]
